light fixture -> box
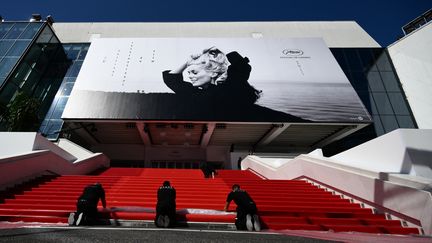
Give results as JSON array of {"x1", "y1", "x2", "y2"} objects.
[
  {"x1": 30, "y1": 14, "x2": 42, "y2": 22},
  {"x1": 0, "y1": 16, "x2": 4, "y2": 22},
  {"x1": 46, "y1": 15, "x2": 54, "y2": 25}
]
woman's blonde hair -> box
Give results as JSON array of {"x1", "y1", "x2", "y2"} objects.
[{"x1": 188, "y1": 48, "x2": 229, "y2": 84}]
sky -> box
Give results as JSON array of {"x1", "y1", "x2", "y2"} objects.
[{"x1": 1, "y1": 0, "x2": 430, "y2": 46}]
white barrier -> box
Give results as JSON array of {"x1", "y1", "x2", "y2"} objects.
[{"x1": 0, "y1": 132, "x2": 110, "y2": 191}]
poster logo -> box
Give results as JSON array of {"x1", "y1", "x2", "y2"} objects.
[{"x1": 282, "y1": 49, "x2": 304, "y2": 56}]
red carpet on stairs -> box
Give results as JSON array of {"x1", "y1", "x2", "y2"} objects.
[{"x1": 0, "y1": 168, "x2": 420, "y2": 235}]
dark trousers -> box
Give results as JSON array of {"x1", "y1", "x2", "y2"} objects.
[
  {"x1": 76, "y1": 199, "x2": 98, "y2": 225},
  {"x1": 235, "y1": 203, "x2": 257, "y2": 230},
  {"x1": 155, "y1": 203, "x2": 176, "y2": 227}
]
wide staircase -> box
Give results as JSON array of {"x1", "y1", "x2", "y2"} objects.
[{"x1": 0, "y1": 168, "x2": 420, "y2": 234}]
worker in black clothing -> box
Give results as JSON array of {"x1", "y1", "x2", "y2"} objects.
[
  {"x1": 224, "y1": 184, "x2": 261, "y2": 231},
  {"x1": 199, "y1": 161, "x2": 216, "y2": 179},
  {"x1": 155, "y1": 181, "x2": 176, "y2": 228},
  {"x1": 68, "y1": 182, "x2": 107, "y2": 226}
]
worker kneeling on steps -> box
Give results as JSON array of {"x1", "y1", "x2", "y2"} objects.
[
  {"x1": 155, "y1": 181, "x2": 176, "y2": 228},
  {"x1": 68, "y1": 182, "x2": 107, "y2": 226},
  {"x1": 224, "y1": 184, "x2": 261, "y2": 231}
]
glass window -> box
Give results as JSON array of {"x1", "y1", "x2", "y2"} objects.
[
  {"x1": 375, "y1": 52, "x2": 393, "y2": 71},
  {"x1": 20, "y1": 69, "x2": 42, "y2": 93},
  {"x1": 396, "y1": 115, "x2": 416, "y2": 128},
  {"x1": 3, "y1": 23, "x2": 28, "y2": 39},
  {"x1": 49, "y1": 34, "x2": 60, "y2": 44},
  {"x1": 41, "y1": 98, "x2": 57, "y2": 120},
  {"x1": 344, "y1": 49, "x2": 363, "y2": 71},
  {"x1": 369, "y1": 93, "x2": 379, "y2": 115},
  {"x1": 0, "y1": 40, "x2": 15, "y2": 56},
  {"x1": 52, "y1": 46, "x2": 68, "y2": 61},
  {"x1": 36, "y1": 26, "x2": 53, "y2": 43},
  {"x1": 33, "y1": 78, "x2": 55, "y2": 100},
  {"x1": 0, "y1": 23, "x2": 14, "y2": 39},
  {"x1": 38, "y1": 119, "x2": 48, "y2": 132},
  {"x1": 65, "y1": 61, "x2": 83, "y2": 77},
  {"x1": 19, "y1": 23, "x2": 43, "y2": 39},
  {"x1": 42, "y1": 119, "x2": 63, "y2": 139},
  {"x1": 0, "y1": 57, "x2": 19, "y2": 79},
  {"x1": 388, "y1": 93, "x2": 410, "y2": 115},
  {"x1": 372, "y1": 93, "x2": 394, "y2": 114},
  {"x1": 24, "y1": 44, "x2": 43, "y2": 64},
  {"x1": 367, "y1": 71, "x2": 385, "y2": 91},
  {"x1": 10, "y1": 62, "x2": 32, "y2": 87},
  {"x1": 357, "y1": 48, "x2": 376, "y2": 72},
  {"x1": 33, "y1": 54, "x2": 49, "y2": 73},
  {"x1": 63, "y1": 77, "x2": 77, "y2": 83},
  {"x1": 356, "y1": 91, "x2": 373, "y2": 112},
  {"x1": 41, "y1": 43, "x2": 61, "y2": 60},
  {"x1": 380, "y1": 115, "x2": 399, "y2": 133},
  {"x1": 380, "y1": 72, "x2": 401, "y2": 92},
  {"x1": 349, "y1": 72, "x2": 368, "y2": 91},
  {"x1": 65, "y1": 46, "x2": 81, "y2": 60},
  {"x1": 0, "y1": 81, "x2": 19, "y2": 104},
  {"x1": 5, "y1": 40, "x2": 31, "y2": 57},
  {"x1": 60, "y1": 82, "x2": 74, "y2": 96},
  {"x1": 62, "y1": 45, "x2": 71, "y2": 52},
  {"x1": 330, "y1": 49, "x2": 349, "y2": 71},
  {"x1": 372, "y1": 115, "x2": 385, "y2": 136},
  {"x1": 51, "y1": 97, "x2": 68, "y2": 119},
  {"x1": 77, "y1": 45, "x2": 89, "y2": 60}
]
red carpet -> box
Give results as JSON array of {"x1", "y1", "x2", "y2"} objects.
[{"x1": 0, "y1": 168, "x2": 420, "y2": 234}]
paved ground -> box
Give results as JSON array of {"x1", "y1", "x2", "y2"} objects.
[
  {"x1": 0, "y1": 222, "x2": 430, "y2": 243},
  {"x1": 0, "y1": 227, "x2": 337, "y2": 243}
]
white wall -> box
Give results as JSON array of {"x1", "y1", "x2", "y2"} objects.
[
  {"x1": 388, "y1": 22, "x2": 432, "y2": 129},
  {"x1": 52, "y1": 21, "x2": 380, "y2": 48},
  {"x1": 57, "y1": 138, "x2": 93, "y2": 161},
  {"x1": 0, "y1": 132, "x2": 76, "y2": 162},
  {"x1": 0, "y1": 132, "x2": 36, "y2": 157},
  {"x1": 0, "y1": 132, "x2": 110, "y2": 190},
  {"x1": 330, "y1": 129, "x2": 432, "y2": 178},
  {"x1": 0, "y1": 151, "x2": 109, "y2": 190}
]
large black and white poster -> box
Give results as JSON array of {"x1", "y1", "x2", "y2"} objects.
[{"x1": 63, "y1": 38, "x2": 371, "y2": 123}]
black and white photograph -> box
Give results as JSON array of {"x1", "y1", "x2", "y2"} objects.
[{"x1": 62, "y1": 38, "x2": 371, "y2": 123}]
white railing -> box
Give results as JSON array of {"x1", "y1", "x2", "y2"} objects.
[
  {"x1": 242, "y1": 155, "x2": 432, "y2": 235},
  {"x1": 0, "y1": 132, "x2": 110, "y2": 191}
]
